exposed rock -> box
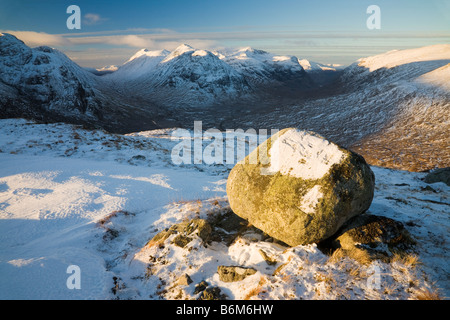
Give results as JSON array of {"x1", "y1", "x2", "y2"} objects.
[
  {"x1": 259, "y1": 249, "x2": 278, "y2": 266},
  {"x1": 193, "y1": 280, "x2": 209, "y2": 295},
  {"x1": 330, "y1": 214, "x2": 415, "y2": 262},
  {"x1": 145, "y1": 218, "x2": 212, "y2": 248},
  {"x1": 172, "y1": 234, "x2": 192, "y2": 248},
  {"x1": 217, "y1": 265, "x2": 257, "y2": 282},
  {"x1": 206, "y1": 207, "x2": 272, "y2": 245},
  {"x1": 424, "y1": 167, "x2": 450, "y2": 186},
  {"x1": 197, "y1": 286, "x2": 228, "y2": 300},
  {"x1": 176, "y1": 274, "x2": 193, "y2": 286},
  {"x1": 227, "y1": 128, "x2": 375, "y2": 246}
]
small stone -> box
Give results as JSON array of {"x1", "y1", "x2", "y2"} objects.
[
  {"x1": 176, "y1": 274, "x2": 193, "y2": 286},
  {"x1": 217, "y1": 265, "x2": 257, "y2": 282},
  {"x1": 193, "y1": 280, "x2": 209, "y2": 294},
  {"x1": 197, "y1": 287, "x2": 227, "y2": 300},
  {"x1": 172, "y1": 234, "x2": 192, "y2": 248},
  {"x1": 259, "y1": 249, "x2": 278, "y2": 266}
]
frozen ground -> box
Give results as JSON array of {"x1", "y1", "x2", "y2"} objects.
[{"x1": 0, "y1": 119, "x2": 448, "y2": 299}]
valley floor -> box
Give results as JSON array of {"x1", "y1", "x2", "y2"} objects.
[{"x1": 0, "y1": 119, "x2": 448, "y2": 299}]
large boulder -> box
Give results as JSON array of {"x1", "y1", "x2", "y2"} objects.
[{"x1": 226, "y1": 128, "x2": 375, "y2": 246}]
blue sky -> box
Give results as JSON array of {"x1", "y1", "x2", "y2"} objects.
[{"x1": 1, "y1": 0, "x2": 449, "y2": 67}]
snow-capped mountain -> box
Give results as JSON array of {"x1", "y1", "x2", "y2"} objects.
[
  {"x1": 108, "y1": 48, "x2": 169, "y2": 80},
  {"x1": 84, "y1": 65, "x2": 118, "y2": 76},
  {"x1": 105, "y1": 44, "x2": 316, "y2": 106},
  {"x1": 215, "y1": 47, "x2": 313, "y2": 90},
  {"x1": 297, "y1": 59, "x2": 344, "y2": 86},
  {"x1": 0, "y1": 33, "x2": 102, "y2": 122},
  {"x1": 105, "y1": 44, "x2": 252, "y2": 106}
]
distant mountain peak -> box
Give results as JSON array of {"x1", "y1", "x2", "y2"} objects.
[
  {"x1": 162, "y1": 44, "x2": 196, "y2": 63},
  {"x1": 237, "y1": 47, "x2": 267, "y2": 55},
  {"x1": 175, "y1": 43, "x2": 194, "y2": 51},
  {"x1": 127, "y1": 48, "x2": 170, "y2": 63}
]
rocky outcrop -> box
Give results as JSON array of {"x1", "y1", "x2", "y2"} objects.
[
  {"x1": 330, "y1": 214, "x2": 416, "y2": 262},
  {"x1": 424, "y1": 167, "x2": 450, "y2": 186}
]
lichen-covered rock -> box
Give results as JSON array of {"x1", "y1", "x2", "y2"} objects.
[
  {"x1": 217, "y1": 266, "x2": 257, "y2": 282},
  {"x1": 197, "y1": 286, "x2": 228, "y2": 300},
  {"x1": 331, "y1": 214, "x2": 415, "y2": 261},
  {"x1": 226, "y1": 128, "x2": 375, "y2": 246},
  {"x1": 145, "y1": 218, "x2": 211, "y2": 248}
]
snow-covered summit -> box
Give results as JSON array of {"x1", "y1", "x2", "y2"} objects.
[
  {"x1": 218, "y1": 46, "x2": 303, "y2": 71},
  {"x1": 357, "y1": 44, "x2": 450, "y2": 72},
  {"x1": 127, "y1": 48, "x2": 170, "y2": 63},
  {"x1": 162, "y1": 44, "x2": 195, "y2": 62}
]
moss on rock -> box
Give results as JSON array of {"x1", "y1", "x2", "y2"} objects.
[{"x1": 328, "y1": 214, "x2": 416, "y2": 263}]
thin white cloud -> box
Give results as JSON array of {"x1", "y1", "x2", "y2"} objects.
[
  {"x1": 0, "y1": 30, "x2": 70, "y2": 47},
  {"x1": 83, "y1": 13, "x2": 107, "y2": 26},
  {"x1": 69, "y1": 34, "x2": 156, "y2": 48}
]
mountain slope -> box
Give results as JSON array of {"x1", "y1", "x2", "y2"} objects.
[
  {"x1": 339, "y1": 44, "x2": 450, "y2": 171},
  {"x1": 107, "y1": 48, "x2": 170, "y2": 81},
  {"x1": 0, "y1": 33, "x2": 180, "y2": 133},
  {"x1": 218, "y1": 44, "x2": 450, "y2": 171},
  {"x1": 0, "y1": 33, "x2": 103, "y2": 122}
]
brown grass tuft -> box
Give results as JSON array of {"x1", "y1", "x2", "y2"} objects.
[
  {"x1": 328, "y1": 247, "x2": 372, "y2": 265},
  {"x1": 391, "y1": 252, "x2": 420, "y2": 268},
  {"x1": 243, "y1": 276, "x2": 267, "y2": 300},
  {"x1": 413, "y1": 287, "x2": 443, "y2": 300}
]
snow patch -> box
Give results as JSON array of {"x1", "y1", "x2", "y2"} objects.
[
  {"x1": 299, "y1": 185, "x2": 323, "y2": 213},
  {"x1": 268, "y1": 129, "x2": 346, "y2": 179},
  {"x1": 415, "y1": 63, "x2": 450, "y2": 91},
  {"x1": 8, "y1": 258, "x2": 44, "y2": 267},
  {"x1": 192, "y1": 50, "x2": 208, "y2": 57}
]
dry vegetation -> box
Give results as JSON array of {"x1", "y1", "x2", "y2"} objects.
[{"x1": 351, "y1": 98, "x2": 449, "y2": 172}]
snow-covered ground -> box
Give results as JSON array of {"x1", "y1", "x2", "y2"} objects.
[{"x1": 0, "y1": 119, "x2": 448, "y2": 299}]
